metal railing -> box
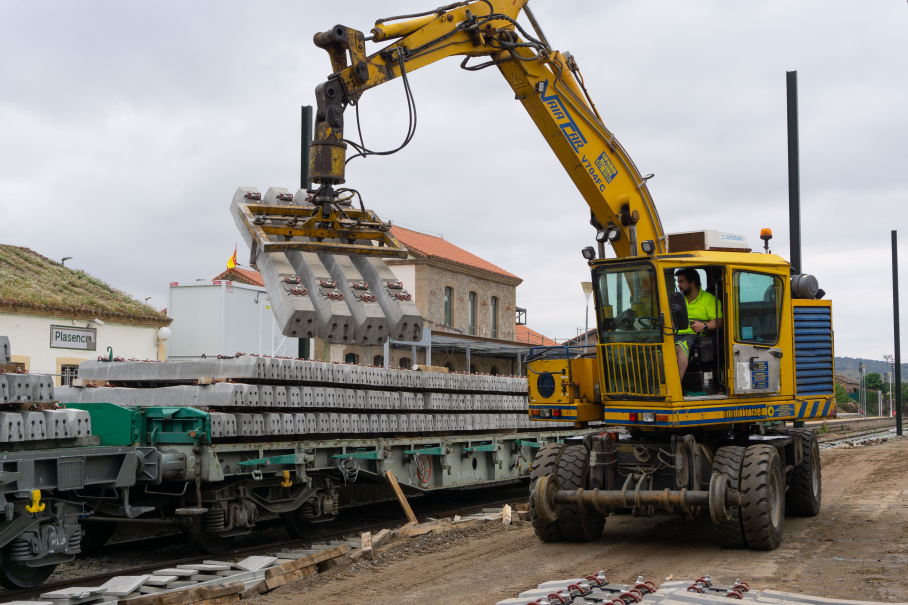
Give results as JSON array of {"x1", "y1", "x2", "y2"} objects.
[{"x1": 601, "y1": 343, "x2": 664, "y2": 396}]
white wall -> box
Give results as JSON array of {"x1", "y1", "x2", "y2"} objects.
[
  {"x1": 0, "y1": 312, "x2": 159, "y2": 383},
  {"x1": 390, "y1": 264, "x2": 417, "y2": 304},
  {"x1": 166, "y1": 281, "x2": 298, "y2": 360}
]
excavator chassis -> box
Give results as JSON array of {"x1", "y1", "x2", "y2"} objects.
[{"x1": 528, "y1": 429, "x2": 820, "y2": 550}]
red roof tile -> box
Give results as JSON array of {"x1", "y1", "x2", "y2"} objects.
[
  {"x1": 390, "y1": 226, "x2": 521, "y2": 282},
  {"x1": 213, "y1": 267, "x2": 264, "y2": 287},
  {"x1": 515, "y1": 325, "x2": 559, "y2": 347}
]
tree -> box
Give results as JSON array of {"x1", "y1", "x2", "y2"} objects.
[
  {"x1": 865, "y1": 372, "x2": 884, "y2": 391},
  {"x1": 835, "y1": 383, "x2": 851, "y2": 404}
]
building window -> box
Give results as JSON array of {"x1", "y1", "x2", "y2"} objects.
[
  {"x1": 490, "y1": 364, "x2": 499, "y2": 376},
  {"x1": 444, "y1": 287, "x2": 453, "y2": 326},
  {"x1": 470, "y1": 364, "x2": 477, "y2": 374},
  {"x1": 373, "y1": 355, "x2": 384, "y2": 367},
  {"x1": 399, "y1": 357, "x2": 411, "y2": 369},
  {"x1": 469, "y1": 291, "x2": 477, "y2": 336},
  {"x1": 491, "y1": 296, "x2": 499, "y2": 339},
  {"x1": 444, "y1": 361, "x2": 454, "y2": 372},
  {"x1": 61, "y1": 365, "x2": 79, "y2": 386},
  {"x1": 345, "y1": 353, "x2": 359, "y2": 364}
]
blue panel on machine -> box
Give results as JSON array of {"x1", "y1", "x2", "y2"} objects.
[{"x1": 794, "y1": 306, "x2": 834, "y2": 396}]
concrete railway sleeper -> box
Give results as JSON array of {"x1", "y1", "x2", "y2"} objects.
[{"x1": 528, "y1": 428, "x2": 822, "y2": 550}]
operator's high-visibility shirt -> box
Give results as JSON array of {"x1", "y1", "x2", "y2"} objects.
[{"x1": 678, "y1": 289, "x2": 722, "y2": 335}]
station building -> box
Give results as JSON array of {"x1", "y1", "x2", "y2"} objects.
[{"x1": 0, "y1": 244, "x2": 171, "y2": 384}]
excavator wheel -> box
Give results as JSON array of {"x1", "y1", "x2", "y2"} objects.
[
  {"x1": 786, "y1": 429, "x2": 822, "y2": 516},
  {"x1": 529, "y1": 444, "x2": 564, "y2": 542},
  {"x1": 555, "y1": 445, "x2": 605, "y2": 542},
  {"x1": 710, "y1": 446, "x2": 748, "y2": 548},
  {"x1": 740, "y1": 444, "x2": 785, "y2": 550}
]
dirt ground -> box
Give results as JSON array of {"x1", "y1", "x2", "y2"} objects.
[{"x1": 258, "y1": 436, "x2": 908, "y2": 605}]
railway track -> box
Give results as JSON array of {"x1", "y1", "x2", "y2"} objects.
[
  {"x1": 819, "y1": 426, "x2": 897, "y2": 449},
  {"x1": 0, "y1": 496, "x2": 526, "y2": 603}
]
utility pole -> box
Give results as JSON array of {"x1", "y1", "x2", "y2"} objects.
[{"x1": 892, "y1": 230, "x2": 903, "y2": 435}]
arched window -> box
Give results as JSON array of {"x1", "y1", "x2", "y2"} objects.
[
  {"x1": 444, "y1": 361, "x2": 454, "y2": 372},
  {"x1": 490, "y1": 365, "x2": 499, "y2": 376},
  {"x1": 469, "y1": 364, "x2": 477, "y2": 374},
  {"x1": 491, "y1": 296, "x2": 499, "y2": 339},
  {"x1": 345, "y1": 353, "x2": 359, "y2": 364},
  {"x1": 373, "y1": 355, "x2": 384, "y2": 367},
  {"x1": 444, "y1": 287, "x2": 453, "y2": 326},
  {"x1": 399, "y1": 357, "x2": 411, "y2": 369},
  {"x1": 468, "y1": 291, "x2": 477, "y2": 335}
]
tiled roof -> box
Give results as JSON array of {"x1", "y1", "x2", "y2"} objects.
[
  {"x1": 561, "y1": 328, "x2": 598, "y2": 346},
  {"x1": 390, "y1": 226, "x2": 521, "y2": 283},
  {"x1": 515, "y1": 325, "x2": 559, "y2": 347},
  {"x1": 0, "y1": 244, "x2": 170, "y2": 326},
  {"x1": 213, "y1": 267, "x2": 264, "y2": 287}
]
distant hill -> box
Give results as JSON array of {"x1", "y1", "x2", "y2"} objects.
[{"x1": 834, "y1": 357, "x2": 908, "y2": 382}]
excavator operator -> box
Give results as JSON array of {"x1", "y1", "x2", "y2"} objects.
[{"x1": 674, "y1": 268, "x2": 723, "y2": 379}]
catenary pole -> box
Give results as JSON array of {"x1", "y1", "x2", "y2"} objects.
[{"x1": 893, "y1": 231, "x2": 902, "y2": 435}]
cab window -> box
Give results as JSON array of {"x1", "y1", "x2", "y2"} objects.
[
  {"x1": 733, "y1": 271, "x2": 783, "y2": 345},
  {"x1": 595, "y1": 264, "x2": 660, "y2": 343}
]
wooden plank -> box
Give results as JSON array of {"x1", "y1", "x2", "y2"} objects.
[
  {"x1": 195, "y1": 594, "x2": 240, "y2": 605},
  {"x1": 502, "y1": 504, "x2": 512, "y2": 525},
  {"x1": 264, "y1": 544, "x2": 348, "y2": 578},
  {"x1": 361, "y1": 531, "x2": 373, "y2": 560},
  {"x1": 118, "y1": 581, "x2": 244, "y2": 605},
  {"x1": 395, "y1": 519, "x2": 448, "y2": 538},
  {"x1": 385, "y1": 470, "x2": 417, "y2": 525},
  {"x1": 372, "y1": 528, "x2": 392, "y2": 549},
  {"x1": 265, "y1": 564, "x2": 316, "y2": 590},
  {"x1": 318, "y1": 554, "x2": 353, "y2": 572}
]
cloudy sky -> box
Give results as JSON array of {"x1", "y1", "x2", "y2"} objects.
[{"x1": 1, "y1": 1, "x2": 905, "y2": 360}]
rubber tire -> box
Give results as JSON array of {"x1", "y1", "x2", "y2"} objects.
[
  {"x1": 786, "y1": 429, "x2": 822, "y2": 516},
  {"x1": 556, "y1": 445, "x2": 605, "y2": 542},
  {"x1": 529, "y1": 444, "x2": 564, "y2": 542},
  {"x1": 0, "y1": 545, "x2": 56, "y2": 590},
  {"x1": 711, "y1": 446, "x2": 747, "y2": 548},
  {"x1": 78, "y1": 521, "x2": 118, "y2": 555},
  {"x1": 740, "y1": 444, "x2": 785, "y2": 551}
]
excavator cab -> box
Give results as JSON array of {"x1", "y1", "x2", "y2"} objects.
[{"x1": 528, "y1": 239, "x2": 833, "y2": 428}]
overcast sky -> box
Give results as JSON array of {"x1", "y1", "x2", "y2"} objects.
[{"x1": 1, "y1": 1, "x2": 906, "y2": 360}]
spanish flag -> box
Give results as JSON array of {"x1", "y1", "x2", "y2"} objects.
[{"x1": 227, "y1": 245, "x2": 237, "y2": 269}]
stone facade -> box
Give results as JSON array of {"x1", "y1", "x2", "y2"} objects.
[
  {"x1": 420, "y1": 263, "x2": 518, "y2": 340},
  {"x1": 336, "y1": 228, "x2": 523, "y2": 373}
]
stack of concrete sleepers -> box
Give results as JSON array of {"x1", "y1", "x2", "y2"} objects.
[{"x1": 55, "y1": 357, "x2": 567, "y2": 439}]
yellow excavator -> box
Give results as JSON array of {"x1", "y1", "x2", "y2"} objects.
[{"x1": 248, "y1": 0, "x2": 832, "y2": 550}]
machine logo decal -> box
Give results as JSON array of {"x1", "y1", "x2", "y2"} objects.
[{"x1": 539, "y1": 79, "x2": 587, "y2": 152}]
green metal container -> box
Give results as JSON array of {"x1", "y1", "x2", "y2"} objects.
[{"x1": 66, "y1": 402, "x2": 144, "y2": 446}]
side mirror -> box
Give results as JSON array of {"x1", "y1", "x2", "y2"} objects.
[{"x1": 669, "y1": 291, "x2": 688, "y2": 332}]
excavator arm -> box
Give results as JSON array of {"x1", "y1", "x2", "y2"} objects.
[
  {"x1": 307, "y1": 0, "x2": 666, "y2": 258},
  {"x1": 231, "y1": 1, "x2": 668, "y2": 345}
]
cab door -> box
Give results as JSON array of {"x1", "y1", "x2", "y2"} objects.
[{"x1": 727, "y1": 268, "x2": 786, "y2": 395}]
